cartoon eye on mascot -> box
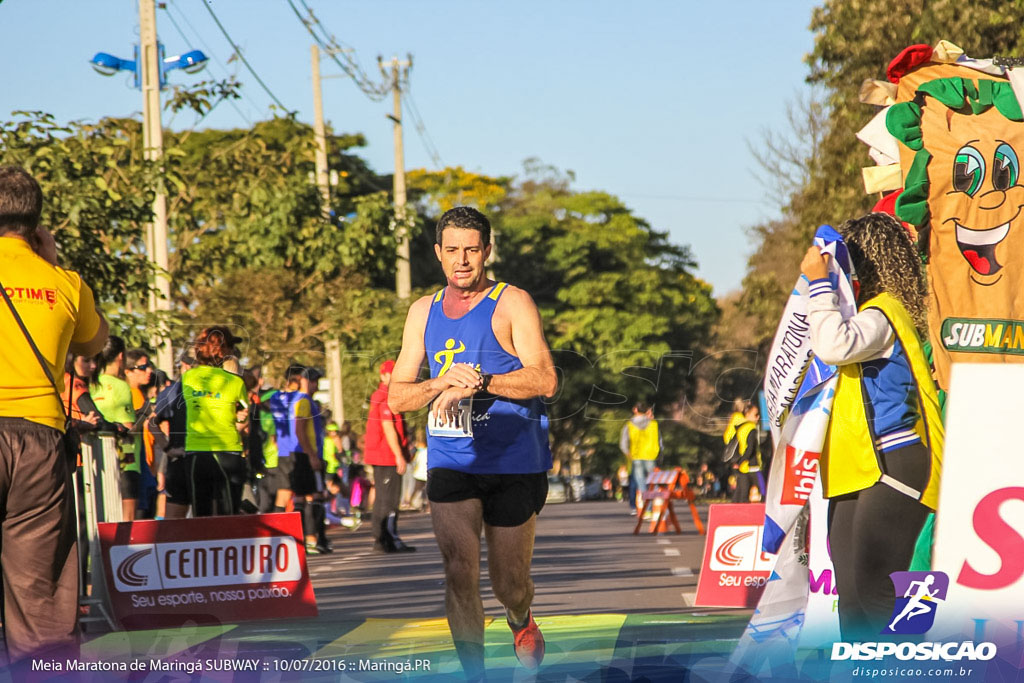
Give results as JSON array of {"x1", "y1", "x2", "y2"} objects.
[{"x1": 857, "y1": 40, "x2": 1024, "y2": 389}]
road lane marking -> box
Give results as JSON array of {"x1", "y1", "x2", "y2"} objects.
[{"x1": 663, "y1": 548, "x2": 680, "y2": 557}]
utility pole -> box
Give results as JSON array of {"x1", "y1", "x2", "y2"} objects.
[
  {"x1": 311, "y1": 44, "x2": 331, "y2": 219},
  {"x1": 380, "y1": 55, "x2": 412, "y2": 299},
  {"x1": 312, "y1": 44, "x2": 345, "y2": 423},
  {"x1": 139, "y1": 0, "x2": 173, "y2": 372}
]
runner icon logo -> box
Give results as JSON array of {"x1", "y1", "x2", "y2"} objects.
[{"x1": 883, "y1": 571, "x2": 949, "y2": 635}]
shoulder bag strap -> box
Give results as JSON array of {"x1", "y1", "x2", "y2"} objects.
[{"x1": 0, "y1": 276, "x2": 72, "y2": 422}]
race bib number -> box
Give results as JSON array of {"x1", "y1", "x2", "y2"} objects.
[{"x1": 427, "y1": 398, "x2": 473, "y2": 438}]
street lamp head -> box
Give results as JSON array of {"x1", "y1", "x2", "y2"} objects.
[
  {"x1": 90, "y1": 52, "x2": 124, "y2": 76},
  {"x1": 165, "y1": 49, "x2": 209, "y2": 75}
]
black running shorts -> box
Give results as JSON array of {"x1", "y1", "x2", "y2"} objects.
[
  {"x1": 119, "y1": 470, "x2": 140, "y2": 500},
  {"x1": 277, "y1": 452, "x2": 318, "y2": 496},
  {"x1": 426, "y1": 468, "x2": 548, "y2": 527}
]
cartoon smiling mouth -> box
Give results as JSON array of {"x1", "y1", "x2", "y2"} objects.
[{"x1": 956, "y1": 221, "x2": 1010, "y2": 275}]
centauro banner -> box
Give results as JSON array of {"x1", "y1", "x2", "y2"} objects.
[
  {"x1": 856, "y1": 41, "x2": 1024, "y2": 388},
  {"x1": 98, "y1": 513, "x2": 318, "y2": 629}
]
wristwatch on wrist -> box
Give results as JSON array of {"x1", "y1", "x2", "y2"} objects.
[{"x1": 479, "y1": 372, "x2": 492, "y2": 392}]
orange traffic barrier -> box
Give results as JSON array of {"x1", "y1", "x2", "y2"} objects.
[{"x1": 633, "y1": 467, "x2": 706, "y2": 536}]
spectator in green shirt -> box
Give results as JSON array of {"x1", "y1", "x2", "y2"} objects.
[{"x1": 89, "y1": 335, "x2": 139, "y2": 521}]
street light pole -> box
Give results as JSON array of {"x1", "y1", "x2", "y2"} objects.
[
  {"x1": 90, "y1": 3, "x2": 207, "y2": 374},
  {"x1": 139, "y1": 0, "x2": 172, "y2": 373}
]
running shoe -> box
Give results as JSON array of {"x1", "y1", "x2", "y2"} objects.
[{"x1": 508, "y1": 610, "x2": 544, "y2": 670}]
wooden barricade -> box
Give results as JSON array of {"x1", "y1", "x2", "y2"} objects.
[{"x1": 633, "y1": 467, "x2": 706, "y2": 536}]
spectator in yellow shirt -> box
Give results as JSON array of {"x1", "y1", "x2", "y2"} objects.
[{"x1": 0, "y1": 165, "x2": 108, "y2": 665}]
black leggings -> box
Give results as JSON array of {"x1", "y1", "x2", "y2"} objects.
[
  {"x1": 827, "y1": 442, "x2": 931, "y2": 641},
  {"x1": 185, "y1": 451, "x2": 246, "y2": 517}
]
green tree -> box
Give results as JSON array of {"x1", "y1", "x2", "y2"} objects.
[
  {"x1": 492, "y1": 165, "x2": 719, "y2": 475},
  {"x1": 0, "y1": 112, "x2": 154, "y2": 305},
  {"x1": 164, "y1": 117, "x2": 402, "y2": 303},
  {"x1": 738, "y1": 1, "x2": 1024, "y2": 347}
]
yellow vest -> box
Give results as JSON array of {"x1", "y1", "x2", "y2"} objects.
[
  {"x1": 627, "y1": 420, "x2": 660, "y2": 462},
  {"x1": 736, "y1": 421, "x2": 760, "y2": 473},
  {"x1": 821, "y1": 293, "x2": 943, "y2": 508},
  {"x1": 723, "y1": 411, "x2": 745, "y2": 444}
]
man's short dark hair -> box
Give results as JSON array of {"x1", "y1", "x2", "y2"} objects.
[
  {"x1": 634, "y1": 401, "x2": 651, "y2": 414},
  {"x1": 125, "y1": 348, "x2": 149, "y2": 369},
  {"x1": 0, "y1": 165, "x2": 43, "y2": 238},
  {"x1": 436, "y1": 206, "x2": 491, "y2": 246},
  {"x1": 285, "y1": 365, "x2": 307, "y2": 383}
]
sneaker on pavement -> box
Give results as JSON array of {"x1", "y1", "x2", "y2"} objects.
[{"x1": 508, "y1": 610, "x2": 544, "y2": 670}]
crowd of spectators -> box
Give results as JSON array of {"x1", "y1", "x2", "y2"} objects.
[{"x1": 0, "y1": 165, "x2": 428, "y2": 665}]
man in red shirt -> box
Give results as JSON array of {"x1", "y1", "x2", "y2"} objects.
[{"x1": 364, "y1": 359, "x2": 414, "y2": 552}]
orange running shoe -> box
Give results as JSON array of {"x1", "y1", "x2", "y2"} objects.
[{"x1": 509, "y1": 609, "x2": 545, "y2": 670}]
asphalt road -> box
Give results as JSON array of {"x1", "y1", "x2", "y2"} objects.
[
  {"x1": 76, "y1": 499, "x2": 753, "y2": 681},
  {"x1": 308, "y1": 498, "x2": 719, "y2": 620}
]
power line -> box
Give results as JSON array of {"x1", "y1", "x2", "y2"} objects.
[
  {"x1": 162, "y1": 2, "x2": 253, "y2": 125},
  {"x1": 167, "y1": 4, "x2": 254, "y2": 99},
  {"x1": 285, "y1": 0, "x2": 389, "y2": 102},
  {"x1": 199, "y1": 0, "x2": 293, "y2": 114},
  {"x1": 404, "y1": 86, "x2": 443, "y2": 169}
]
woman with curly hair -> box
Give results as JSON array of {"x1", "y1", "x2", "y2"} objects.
[
  {"x1": 801, "y1": 212, "x2": 943, "y2": 640},
  {"x1": 181, "y1": 326, "x2": 249, "y2": 516}
]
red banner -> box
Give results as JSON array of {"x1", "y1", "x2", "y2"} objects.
[
  {"x1": 780, "y1": 445, "x2": 820, "y2": 506},
  {"x1": 694, "y1": 503, "x2": 777, "y2": 608},
  {"x1": 97, "y1": 512, "x2": 317, "y2": 629}
]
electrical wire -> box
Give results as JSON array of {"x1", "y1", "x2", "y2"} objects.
[
  {"x1": 404, "y1": 85, "x2": 443, "y2": 169},
  {"x1": 284, "y1": 0, "x2": 389, "y2": 102},
  {"x1": 199, "y1": 0, "x2": 293, "y2": 114},
  {"x1": 167, "y1": 2, "x2": 262, "y2": 115},
  {"x1": 162, "y1": 2, "x2": 253, "y2": 125}
]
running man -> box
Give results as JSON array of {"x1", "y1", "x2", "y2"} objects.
[
  {"x1": 389, "y1": 206, "x2": 558, "y2": 679},
  {"x1": 888, "y1": 574, "x2": 940, "y2": 631}
]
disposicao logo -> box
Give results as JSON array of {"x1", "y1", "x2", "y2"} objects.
[
  {"x1": 883, "y1": 571, "x2": 948, "y2": 635},
  {"x1": 830, "y1": 570, "x2": 998, "y2": 663}
]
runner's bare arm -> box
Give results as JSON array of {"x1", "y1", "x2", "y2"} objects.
[
  {"x1": 389, "y1": 296, "x2": 482, "y2": 413},
  {"x1": 486, "y1": 287, "x2": 558, "y2": 400}
]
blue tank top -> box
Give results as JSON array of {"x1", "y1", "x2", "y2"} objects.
[
  {"x1": 424, "y1": 282, "x2": 552, "y2": 474},
  {"x1": 266, "y1": 390, "x2": 312, "y2": 458}
]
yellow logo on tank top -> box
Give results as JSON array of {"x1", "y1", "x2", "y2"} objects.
[{"x1": 434, "y1": 338, "x2": 466, "y2": 376}]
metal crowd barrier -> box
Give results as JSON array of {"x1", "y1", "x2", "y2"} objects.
[{"x1": 76, "y1": 432, "x2": 124, "y2": 630}]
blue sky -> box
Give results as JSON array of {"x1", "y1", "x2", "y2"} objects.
[{"x1": 0, "y1": 0, "x2": 819, "y2": 296}]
